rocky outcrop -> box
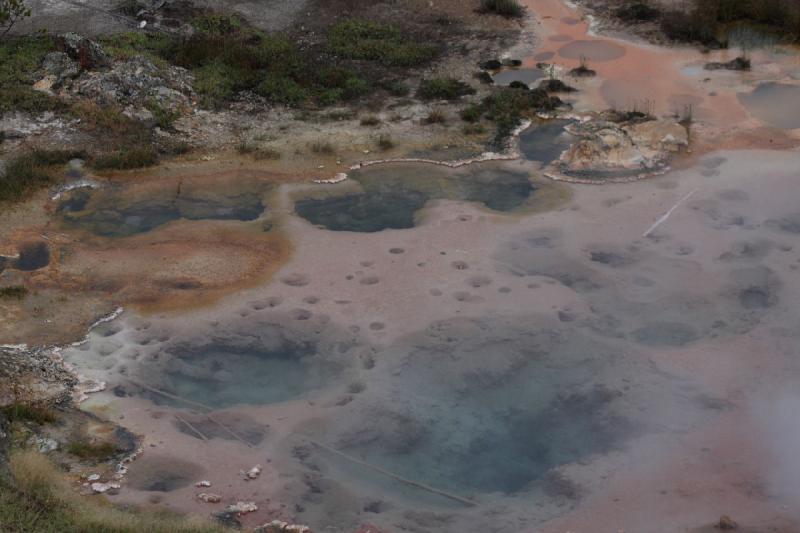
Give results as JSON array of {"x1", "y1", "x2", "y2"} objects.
[
  {"x1": 0, "y1": 346, "x2": 77, "y2": 408},
  {"x1": 59, "y1": 32, "x2": 110, "y2": 70},
  {"x1": 70, "y1": 56, "x2": 194, "y2": 112},
  {"x1": 552, "y1": 115, "x2": 688, "y2": 179}
]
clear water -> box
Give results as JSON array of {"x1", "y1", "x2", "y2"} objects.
[
  {"x1": 13, "y1": 242, "x2": 50, "y2": 271},
  {"x1": 150, "y1": 339, "x2": 340, "y2": 409},
  {"x1": 326, "y1": 317, "x2": 647, "y2": 495},
  {"x1": 294, "y1": 163, "x2": 536, "y2": 233},
  {"x1": 738, "y1": 82, "x2": 800, "y2": 130},
  {"x1": 58, "y1": 183, "x2": 267, "y2": 237},
  {"x1": 492, "y1": 68, "x2": 545, "y2": 86},
  {"x1": 518, "y1": 119, "x2": 576, "y2": 164},
  {"x1": 558, "y1": 40, "x2": 626, "y2": 62}
]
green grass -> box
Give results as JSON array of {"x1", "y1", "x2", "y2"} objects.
[
  {"x1": 327, "y1": 18, "x2": 438, "y2": 67},
  {"x1": 479, "y1": 0, "x2": 525, "y2": 17},
  {"x1": 0, "y1": 450, "x2": 230, "y2": 532},
  {"x1": 417, "y1": 78, "x2": 475, "y2": 100},
  {"x1": 0, "y1": 286, "x2": 30, "y2": 300},
  {"x1": 0, "y1": 36, "x2": 64, "y2": 114}
]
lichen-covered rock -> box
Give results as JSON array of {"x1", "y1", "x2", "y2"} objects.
[
  {"x1": 38, "y1": 52, "x2": 80, "y2": 89},
  {"x1": 59, "y1": 33, "x2": 110, "y2": 70},
  {"x1": 254, "y1": 520, "x2": 311, "y2": 533},
  {"x1": 70, "y1": 56, "x2": 194, "y2": 113},
  {"x1": 555, "y1": 116, "x2": 688, "y2": 177},
  {"x1": 0, "y1": 346, "x2": 77, "y2": 408}
]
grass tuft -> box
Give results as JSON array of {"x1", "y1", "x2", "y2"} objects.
[{"x1": 0, "y1": 286, "x2": 30, "y2": 300}]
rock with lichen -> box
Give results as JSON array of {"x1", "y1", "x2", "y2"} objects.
[{"x1": 554, "y1": 115, "x2": 688, "y2": 178}]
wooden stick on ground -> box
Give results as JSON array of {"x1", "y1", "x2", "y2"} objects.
[
  {"x1": 173, "y1": 412, "x2": 209, "y2": 442},
  {"x1": 125, "y1": 378, "x2": 253, "y2": 448},
  {"x1": 307, "y1": 439, "x2": 477, "y2": 507}
]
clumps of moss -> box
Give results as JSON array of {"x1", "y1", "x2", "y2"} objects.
[
  {"x1": 478, "y1": 0, "x2": 525, "y2": 18},
  {"x1": 417, "y1": 78, "x2": 475, "y2": 100},
  {"x1": 0, "y1": 286, "x2": 29, "y2": 300},
  {"x1": 327, "y1": 18, "x2": 438, "y2": 67},
  {"x1": 91, "y1": 147, "x2": 159, "y2": 170},
  {"x1": 66, "y1": 440, "x2": 120, "y2": 461},
  {"x1": 1, "y1": 402, "x2": 57, "y2": 424}
]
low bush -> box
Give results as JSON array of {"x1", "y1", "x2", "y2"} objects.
[
  {"x1": 478, "y1": 0, "x2": 524, "y2": 18},
  {"x1": 417, "y1": 78, "x2": 475, "y2": 100},
  {"x1": 327, "y1": 18, "x2": 438, "y2": 67},
  {"x1": 91, "y1": 147, "x2": 159, "y2": 170},
  {"x1": 460, "y1": 103, "x2": 483, "y2": 122}
]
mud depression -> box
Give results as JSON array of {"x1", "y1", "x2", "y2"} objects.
[{"x1": 57, "y1": 146, "x2": 800, "y2": 532}]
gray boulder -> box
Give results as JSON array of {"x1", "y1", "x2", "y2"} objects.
[{"x1": 59, "y1": 32, "x2": 110, "y2": 70}]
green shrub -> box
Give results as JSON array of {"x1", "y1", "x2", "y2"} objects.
[
  {"x1": 256, "y1": 76, "x2": 310, "y2": 106},
  {"x1": 417, "y1": 78, "x2": 475, "y2": 100},
  {"x1": 328, "y1": 18, "x2": 438, "y2": 66},
  {"x1": 146, "y1": 100, "x2": 181, "y2": 130},
  {"x1": 384, "y1": 80, "x2": 410, "y2": 96},
  {"x1": 460, "y1": 103, "x2": 482, "y2": 122},
  {"x1": 479, "y1": 0, "x2": 524, "y2": 17}
]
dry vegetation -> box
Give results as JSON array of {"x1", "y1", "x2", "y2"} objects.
[{"x1": 0, "y1": 450, "x2": 229, "y2": 532}]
